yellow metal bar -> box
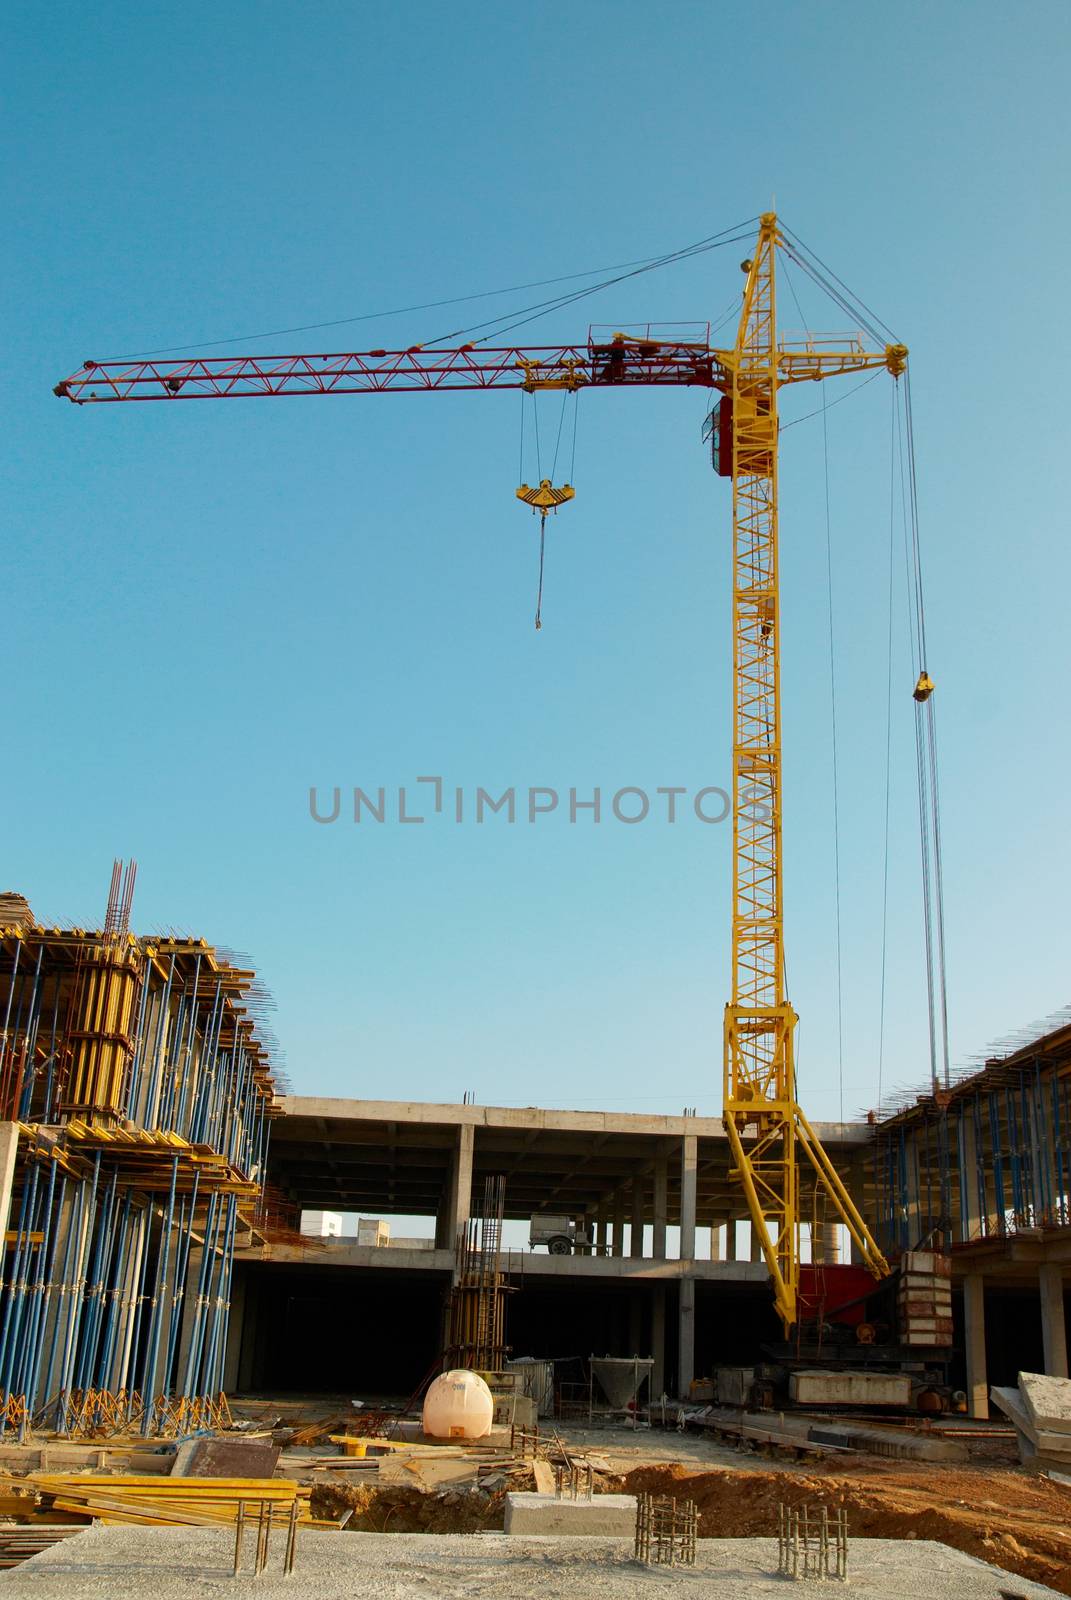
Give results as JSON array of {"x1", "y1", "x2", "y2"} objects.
[{"x1": 795, "y1": 1107, "x2": 890, "y2": 1277}]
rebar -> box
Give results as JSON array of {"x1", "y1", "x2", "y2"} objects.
[
  {"x1": 634, "y1": 1492, "x2": 697, "y2": 1567},
  {"x1": 554, "y1": 1461, "x2": 593, "y2": 1501},
  {"x1": 777, "y1": 1503, "x2": 848, "y2": 1581}
]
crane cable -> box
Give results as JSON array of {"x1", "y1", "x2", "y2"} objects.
[
  {"x1": 906, "y1": 369, "x2": 951, "y2": 1092},
  {"x1": 113, "y1": 221, "x2": 760, "y2": 360},
  {"x1": 821, "y1": 387, "x2": 846, "y2": 1124},
  {"x1": 876, "y1": 386, "x2": 897, "y2": 1113},
  {"x1": 783, "y1": 235, "x2": 950, "y2": 1100},
  {"x1": 894, "y1": 378, "x2": 950, "y2": 1093},
  {"x1": 518, "y1": 387, "x2": 580, "y2": 630},
  {"x1": 535, "y1": 517, "x2": 548, "y2": 632}
]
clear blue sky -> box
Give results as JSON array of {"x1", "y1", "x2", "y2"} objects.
[{"x1": 6, "y1": 0, "x2": 1070, "y2": 1123}]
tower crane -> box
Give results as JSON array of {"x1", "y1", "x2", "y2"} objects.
[{"x1": 56, "y1": 213, "x2": 902, "y2": 1333}]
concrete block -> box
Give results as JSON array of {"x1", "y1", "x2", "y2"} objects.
[
  {"x1": 993, "y1": 1382, "x2": 1071, "y2": 1456},
  {"x1": 714, "y1": 1366, "x2": 754, "y2": 1406},
  {"x1": 503, "y1": 1492, "x2": 637, "y2": 1536},
  {"x1": 809, "y1": 1422, "x2": 967, "y2": 1463},
  {"x1": 492, "y1": 1393, "x2": 537, "y2": 1429},
  {"x1": 1020, "y1": 1370, "x2": 1071, "y2": 1435},
  {"x1": 789, "y1": 1369, "x2": 910, "y2": 1408},
  {"x1": 991, "y1": 1384, "x2": 1037, "y2": 1444}
]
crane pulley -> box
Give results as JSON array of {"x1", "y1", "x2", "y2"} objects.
[{"x1": 55, "y1": 211, "x2": 919, "y2": 1333}]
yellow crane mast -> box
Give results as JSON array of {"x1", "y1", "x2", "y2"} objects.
[{"x1": 721, "y1": 215, "x2": 899, "y2": 1330}]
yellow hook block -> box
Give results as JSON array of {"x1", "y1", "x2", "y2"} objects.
[{"x1": 516, "y1": 480, "x2": 575, "y2": 512}]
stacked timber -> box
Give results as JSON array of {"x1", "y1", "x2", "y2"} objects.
[
  {"x1": 21, "y1": 1475, "x2": 330, "y2": 1528},
  {"x1": 0, "y1": 1527, "x2": 83, "y2": 1569},
  {"x1": 898, "y1": 1250, "x2": 953, "y2": 1346}
]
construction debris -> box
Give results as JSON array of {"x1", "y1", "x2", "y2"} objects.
[{"x1": 171, "y1": 1438, "x2": 280, "y2": 1478}]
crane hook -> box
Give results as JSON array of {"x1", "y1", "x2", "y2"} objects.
[{"x1": 516, "y1": 479, "x2": 575, "y2": 632}]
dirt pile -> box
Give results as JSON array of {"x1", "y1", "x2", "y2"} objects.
[{"x1": 615, "y1": 1461, "x2": 1071, "y2": 1596}]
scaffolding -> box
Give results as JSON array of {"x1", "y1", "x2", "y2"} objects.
[
  {"x1": 0, "y1": 867, "x2": 280, "y2": 1438},
  {"x1": 868, "y1": 1012, "x2": 1071, "y2": 1253}
]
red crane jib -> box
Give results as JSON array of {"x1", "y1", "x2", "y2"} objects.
[{"x1": 53, "y1": 339, "x2": 727, "y2": 404}]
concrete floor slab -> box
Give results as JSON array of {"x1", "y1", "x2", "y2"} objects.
[{"x1": 0, "y1": 1527, "x2": 1065, "y2": 1599}]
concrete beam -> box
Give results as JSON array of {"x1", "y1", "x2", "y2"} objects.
[{"x1": 239, "y1": 1239, "x2": 769, "y2": 1283}]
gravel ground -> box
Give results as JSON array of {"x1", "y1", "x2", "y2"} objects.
[{"x1": 1, "y1": 1527, "x2": 1065, "y2": 1598}]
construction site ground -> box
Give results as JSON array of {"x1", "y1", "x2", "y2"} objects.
[
  {"x1": 295, "y1": 1411, "x2": 1071, "y2": 1596},
  {"x1": 1, "y1": 1403, "x2": 1070, "y2": 1595},
  {"x1": 2, "y1": 1526, "x2": 1067, "y2": 1600}
]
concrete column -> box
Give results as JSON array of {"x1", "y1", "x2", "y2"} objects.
[
  {"x1": 653, "y1": 1158, "x2": 668, "y2": 1259},
  {"x1": 963, "y1": 1273, "x2": 988, "y2": 1419},
  {"x1": 630, "y1": 1176, "x2": 645, "y2": 1259},
  {"x1": 751, "y1": 1219, "x2": 765, "y2": 1263},
  {"x1": 1040, "y1": 1262, "x2": 1069, "y2": 1378},
  {"x1": 724, "y1": 1219, "x2": 737, "y2": 1262},
  {"x1": 810, "y1": 1217, "x2": 841, "y2": 1265},
  {"x1": 444, "y1": 1123, "x2": 474, "y2": 1253},
  {"x1": 679, "y1": 1135, "x2": 697, "y2": 1260},
  {"x1": 904, "y1": 1132, "x2": 921, "y2": 1245},
  {"x1": 434, "y1": 1182, "x2": 451, "y2": 1249},
  {"x1": 709, "y1": 1223, "x2": 722, "y2": 1262},
  {"x1": 678, "y1": 1279, "x2": 695, "y2": 1398},
  {"x1": 596, "y1": 1202, "x2": 609, "y2": 1255},
  {"x1": 612, "y1": 1191, "x2": 626, "y2": 1258},
  {"x1": 651, "y1": 1286, "x2": 666, "y2": 1397},
  {"x1": 223, "y1": 1268, "x2": 246, "y2": 1392},
  {"x1": 678, "y1": 1134, "x2": 698, "y2": 1398},
  {"x1": 0, "y1": 1123, "x2": 19, "y2": 1244}
]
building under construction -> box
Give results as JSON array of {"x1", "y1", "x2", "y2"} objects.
[
  {"x1": 0, "y1": 872, "x2": 1067, "y2": 1435},
  {"x1": 0, "y1": 873, "x2": 280, "y2": 1439}
]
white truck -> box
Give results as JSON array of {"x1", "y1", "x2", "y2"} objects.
[{"x1": 528, "y1": 1213, "x2": 593, "y2": 1255}]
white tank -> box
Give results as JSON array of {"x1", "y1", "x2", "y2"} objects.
[{"x1": 422, "y1": 1369, "x2": 494, "y2": 1440}]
